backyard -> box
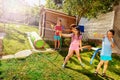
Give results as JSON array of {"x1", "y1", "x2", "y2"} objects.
[
  {"x1": 0, "y1": 0, "x2": 120, "y2": 79},
  {"x1": 0, "y1": 23, "x2": 120, "y2": 80},
  {"x1": 0, "y1": 50, "x2": 120, "y2": 80}
]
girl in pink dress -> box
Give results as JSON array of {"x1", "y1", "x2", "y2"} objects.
[{"x1": 60, "y1": 24, "x2": 85, "y2": 68}]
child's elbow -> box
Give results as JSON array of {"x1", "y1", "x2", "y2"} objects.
[{"x1": 111, "y1": 45, "x2": 115, "y2": 48}]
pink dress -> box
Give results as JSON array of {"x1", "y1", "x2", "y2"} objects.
[{"x1": 69, "y1": 34, "x2": 82, "y2": 51}]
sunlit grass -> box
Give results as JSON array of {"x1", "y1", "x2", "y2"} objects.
[
  {"x1": 1, "y1": 23, "x2": 39, "y2": 55},
  {"x1": 0, "y1": 51, "x2": 120, "y2": 80},
  {"x1": 0, "y1": 23, "x2": 120, "y2": 80}
]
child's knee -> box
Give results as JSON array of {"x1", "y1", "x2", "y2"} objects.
[
  {"x1": 99, "y1": 61, "x2": 104, "y2": 65},
  {"x1": 66, "y1": 55, "x2": 70, "y2": 58},
  {"x1": 67, "y1": 54, "x2": 72, "y2": 58},
  {"x1": 104, "y1": 61, "x2": 109, "y2": 65},
  {"x1": 77, "y1": 55, "x2": 80, "y2": 58}
]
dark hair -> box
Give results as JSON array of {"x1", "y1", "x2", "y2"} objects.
[
  {"x1": 70, "y1": 24, "x2": 76, "y2": 29},
  {"x1": 59, "y1": 19, "x2": 61, "y2": 22},
  {"x1": 70, "y1": 24, "x2": 81, "y2": 39},
  {"x1": 108, "y1": 29, "x2": 115, "y2": 35}
]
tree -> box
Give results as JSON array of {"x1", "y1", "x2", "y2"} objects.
[
  {"x1": 46, "y1": 0, "x2": 120, "y2": 25},
  {"x1": 45, "y1": 0, "x2": 58, "y2": 9},
  {"x1": 63, "y1": 0, "x2": 120, "y2": 24}
]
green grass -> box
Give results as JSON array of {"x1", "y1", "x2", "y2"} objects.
[
  {"x1": 0, "y1": 23, "x2": 120, "y2": 80},
  {"x1": 0, "y1": 23, "x2": 39, "y2": 55},
  {"x1": 0, "y1": 50, "x2": 120, "y2": 80}
]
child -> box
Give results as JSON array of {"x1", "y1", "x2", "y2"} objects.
[
  {"x1": 61, "y1": 24, "x2": 85, "y2": 68},
  {"x1": 54, "y1": 19, "x2": 63, "y2": 50},
  {"x1": 94, "y1": 29, "x2": 115, "y2": 77}
]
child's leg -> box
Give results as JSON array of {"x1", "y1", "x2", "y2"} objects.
[
  {"x1": 103, "y1": 61, "x2": 109, "y2": 73},
  {"x1": 57, "y1": 36, "x2": 61, "y2": 49},
  {"x1": 54, "y1": 40, "x2": 57, "y2": 49},
  {"x1": 75, "y1": 50, "x2": 82, "y2": 63},
  {"x1": 54, "y1": 36, "x2": 57, "y2": 49},
  {"x1": 96, "y1": 60, "x2": 104, "y2": 72},
  {"x1": 63, "y1": 50, "x2": 74, "y2": 65},
  {"x1": 57, "y1": 40, "x2": 60, "y2": 49},
  {"x1": 75, "y1": 50, "x2": 85, "y2": 67}
]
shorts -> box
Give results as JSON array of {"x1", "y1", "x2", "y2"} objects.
[
  {"x1": 100, "y1": 55, "x2": 112, "y2": 61},
  {"x1": 54, "y1": 35, "x2": 61, "y2": 40}
]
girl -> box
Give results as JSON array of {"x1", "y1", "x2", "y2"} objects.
[
  {"x1": 94, "y1": 29, "x2": 115, "y2": 77},
  {"x1": 61, "y1": 24, "x2": 85, "y2": 68},
  {"x1": 54, "y1": 19, "x2": 63, "y2": 50}
]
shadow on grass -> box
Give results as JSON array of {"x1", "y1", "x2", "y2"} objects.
[
  {"x1": 0, "y1": 60, "x2": 4, "y2": 80},
  {"x1": 58, "y1": 49, "x2": 95, "y2": 67},
  {"x1": 58, "y1": 49, "x2": 81, "y2": 66},
  {"x1": 65, "y1": 66, "x2": 104, "y2": 80},
  {"x1": 5, "y1": 28, "x2": 26, "y2": 43},
  {"x1": 5, "y1": 33, "x2": 25, "y2": 43},
  {"x1": 108, "y1": 54, "x2": 120, "y2": 76}
]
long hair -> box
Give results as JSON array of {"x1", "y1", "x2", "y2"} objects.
[{"x1": 76, "y1": 27, "x2": 81, "y2": 39}]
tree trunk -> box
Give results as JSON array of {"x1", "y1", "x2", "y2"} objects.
[{"x1": 76, "y1": 15, "x2": 82, "y2": 25}]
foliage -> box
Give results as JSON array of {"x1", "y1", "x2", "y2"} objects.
[
  {"x1": 45, "y1": 0, "x2": 58, "y2": 9},
  {"x1": 30, "y1": 6, "x2": 40, "y2": 17},
  {"x1": 63, "y1": 0, "x2": 119, "y2": 24},
  {"x1": 45, "y1": 0, "x2": 120, "y2": 24}
]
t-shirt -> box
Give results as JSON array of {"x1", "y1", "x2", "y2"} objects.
[
  {"x1": 54, "y1": 26, "x2": 62, "y2": 36},
  {"x1": 101, "y1": 36, "x2": 114, "y2": 57}
]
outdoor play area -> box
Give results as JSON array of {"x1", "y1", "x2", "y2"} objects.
[{"x1": 0, "y1": 0, "x2": 120, "y2": 80}]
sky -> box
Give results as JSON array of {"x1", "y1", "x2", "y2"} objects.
[
  {"x1": 25, "y1": 0, "x2": 46, "y2": 6},
  {"x1": 2, "y1": 0, "x2": 46, "y2": 13}
]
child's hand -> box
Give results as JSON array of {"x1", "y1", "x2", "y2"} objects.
[
  {"x1": 109, "y1": 38, "x2": 113, "y2": 42},
  {"x1": 59, "y1": 31, "x2": 62, "y2": 37},
  {"x1": 51, "y1": 24, "x2": 54, "y2": 29},
  {"x1": 80, "y1": 47, "x2": 83, "y2": 51}
]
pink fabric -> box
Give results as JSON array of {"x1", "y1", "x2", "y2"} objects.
[
  {"x1": 69, "y1": 34, "x2": 82, "y2": 50},
  {"x1": 54, "y1": 26, "x2": 62, "y2": 36}
]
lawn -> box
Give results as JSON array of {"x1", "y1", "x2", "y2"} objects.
[
  {"x1": 0, "y1": 23, "x2": 39, "y2": 55},
  {"x1": 0, "y1": 50, "x2": 120, "y2": 80},
  {"x1": 0, "y1": 23, "x2": 120, "y2": 80}
]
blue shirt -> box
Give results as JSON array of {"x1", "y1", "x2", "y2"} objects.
[{"x1": 101, "y1": 36, "x2": 114, "y2": 57}]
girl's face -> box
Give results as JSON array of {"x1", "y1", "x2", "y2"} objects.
[
  {"x1": 72, "y1": 28, "x2": 78, "y2": 34},
  {"x1": 107, "y1": 31, "x2": 113, "y2": 38}
]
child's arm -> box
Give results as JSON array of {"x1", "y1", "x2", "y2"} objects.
[
  {"x1": 60, "y1": 32, "x2": 72, "y2": 37},
  {"x1": 80, "y1": 45, "x2": 92, "y2": 50},
  {"x1": 79, "y1": 40, "x2": 83, "y2": 51},
  {"x1": 109, "y1": 38, "x2": 115, "y2": 48},
  {"x1": 63, "y1": 29, "x2": 72, "y2": 32}
]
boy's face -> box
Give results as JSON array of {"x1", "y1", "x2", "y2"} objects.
[
  {"x1": 57, "y1": 20, "x2": 61, "y2": 25},
  {"x1": 107, "y1": 31, "x2": 113, "y2": 38}
]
